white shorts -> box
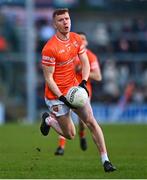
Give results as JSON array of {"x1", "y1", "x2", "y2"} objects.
[{"x1": 45, "y1": 98, "x2": 70, "y2": 117}]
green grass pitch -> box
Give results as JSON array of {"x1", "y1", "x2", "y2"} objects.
[{"x1": 0, "y1": 123, "x2": 147, "y2": 178}]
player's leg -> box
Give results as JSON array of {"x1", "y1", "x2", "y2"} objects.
[
  {"x1": 40, "y1": 111, "x2": 63, "y2": 136},
  {"x1": 56, "y1": 112, "x2": 76, "y2": 139},
  {"x1": 74, "y1": 102, "x2": 107, "y2": 155},
  {"x1": 54, "y1": 135, "x2": 66, "y2": 155},
  {"x1": 73, "y1": 100, "x2": 116, "y2": 172},
  {"x1": 54, "y1": 111, "x2": 76, "y2": 155},
  {"x1": 79, "y1": 120, "x2": 87, "y2": 151},
  {"x1": 40, "y1": 99, "x2": 76, "y2": 139},
  {"x1": 41, "y1": 110, "x2": 76, "y2": 139}
]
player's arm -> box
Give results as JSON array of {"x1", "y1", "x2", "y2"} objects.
[
  {"x1": 89, "y1": 65, "x2": 102, "y2": 81},
  {"x1": 88, "y1": 51, "x2": 102, "y2": 81},
  {"x1": 42, "y1": 65, "x2": 62, "y2": 97},
  {"x1": 42, "y1": 64, "x2": 76, "y2": 109},
  {"x1": 78, "y1": 52, "x2": 90, "y2": 81},
  {"x1": 78, "y1": 52, "x2": 90, "y2": 95}
]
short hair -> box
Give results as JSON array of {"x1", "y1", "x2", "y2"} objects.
[{"x1": 52, "y1": 8, "x2": 69, "y2": 19}]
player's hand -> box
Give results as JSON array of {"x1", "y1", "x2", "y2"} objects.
[
  {"x1": 59, "y1": 95, "x2": 77, "y2": 109},
  {"x1": 79, "y1": 80, "x2": 89, "y2": 96}
]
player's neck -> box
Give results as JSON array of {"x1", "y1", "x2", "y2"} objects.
[{"x1": 56, "y1": 31, "x2": 70, "y2": 41}]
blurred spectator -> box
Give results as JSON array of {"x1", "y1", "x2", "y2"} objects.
[
  {"x1": 0, "y1": 36, "x2": 8, "y2": 52},
  {"x1": 0, "y1": 13, "x2": 8, "y2": 52},
  {"x1": 102, "y1": 59, "x2": 120, "y2": 102},
  {"x1": 117, "y1": 38, "x2": 130, "y2": 52},
  {"x1": 0, "y1": 12, "x2": 19, "y2": 52},
  {"x1": 122, "y1": 20, "x2": 132, "y2": 33},
  {"x1": 39, "y1": 20, "x2": 54, "y2": 41},
  {"x1": 142, "y1": 69, "x2": 147, "y2": 102},
  {"x1": 142, "y1": 69, "x2": 147, "y2": 87},
  {"x1": 118, "y1": 65, "x2": 130, "y2": 90},
  {"x1": 94, "y1": 23, "x2": 110, "y2": 52},
  {"x1": 132, "y1": 18, "x2": 147, "y2": 32},
  {"x1": 36, "y1": 18, "x2": 55, "y2": 52},
  {"x1": 132, "y1": 86, "x2": 145, "y2": 104}
]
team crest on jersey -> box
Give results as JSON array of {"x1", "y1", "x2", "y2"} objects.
[
  {"x1": 52, "y1": 105, "x2": 59, "y2": 112},
  {"x1": 65, "y1": 44, "x2": 71, "y2": 51}
]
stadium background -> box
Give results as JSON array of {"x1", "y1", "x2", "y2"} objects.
[{"x1": 0, "y1": 0, "x2": 147, "y2": 123}]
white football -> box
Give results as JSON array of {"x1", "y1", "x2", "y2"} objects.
[{"x1": 66, "y1": 86, "x2": 88, "y2": 108}]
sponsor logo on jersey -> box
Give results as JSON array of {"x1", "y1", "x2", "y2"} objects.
[{"x1": 42, "y1": 55, "x2": 55, "y2": 62}]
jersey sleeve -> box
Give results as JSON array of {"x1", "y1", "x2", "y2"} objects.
[
  {"x1": 78, "y1": 43, "x2": 85, "y2": 55},
  {"x1": 87, "y1": 50, "x2": 100, "y2": 70},
  {"x1": 41, "y1": 48, "x2": 56, "y2": 67},
  {"x1": 74, "y1": 33, "x2": 85, "y2": 55}
]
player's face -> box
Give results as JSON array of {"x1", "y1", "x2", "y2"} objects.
[
  {"x1": 54, "y1": 12, "x2": 71, "y2": 35},
  {"x1": 80, "y1": 34, "x2": 88, "y2": 48}
]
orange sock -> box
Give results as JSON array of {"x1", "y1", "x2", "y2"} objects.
[
  {"x1": 79, "y1": 131, "x2": 85, "y2": 138},
  {"x1": 59, "y1": 136, "x2": 66, "y2": 149}
]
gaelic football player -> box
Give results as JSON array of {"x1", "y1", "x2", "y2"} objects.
[{"x1": 40, "y1": 8, "x2": 116, "y2": 172}]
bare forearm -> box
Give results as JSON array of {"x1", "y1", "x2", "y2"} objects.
[
  {"x1": 89, "y1": 71, "x2": 102, "y2": 81},
  {"x1": 42, "y1": 65, "x2": 62, "y2": 98},
  {"x1": 46, "y1": 77, "x2": 62, "y2": 98},
  {"x1": 79, "y1": 52, "x2": 90, "y2": 81},
  {"x1": 82, "y1": 63, "x2": 90, "y2": 81}
]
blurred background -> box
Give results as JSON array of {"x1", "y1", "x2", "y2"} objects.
[{"x1": 0, "y1": 0, "x2": 147, "y2": 124}]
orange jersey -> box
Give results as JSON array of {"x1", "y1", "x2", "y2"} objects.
[
  {"x1": 74, "y1": 49, "x2": 100, "y2": 98},
  {"x1": 42, "y1": 32, "x2": 85, "y2": 100}
]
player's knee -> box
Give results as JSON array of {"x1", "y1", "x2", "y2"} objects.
[
  {"x1": 65, "y1": 134, "x2": 75, "y2": 140},
  {"x1": 65, "y1": 130, "x2": 76, "y2": 140}
]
